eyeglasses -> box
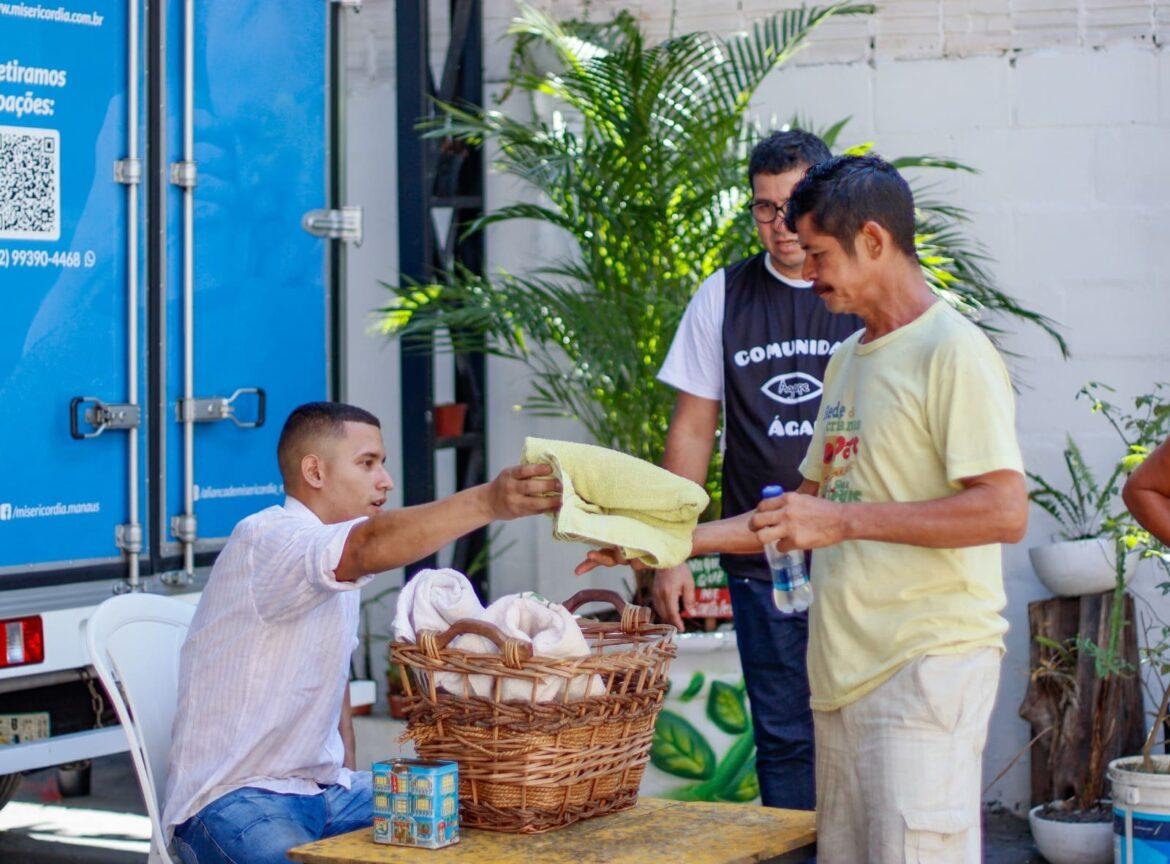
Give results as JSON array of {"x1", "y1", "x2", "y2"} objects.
[{"x1": 748, "y1": 199, "x2": 789, "y2": 224}]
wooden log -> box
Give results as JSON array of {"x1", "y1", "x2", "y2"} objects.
[{"x1": 1019, "y1": 592, "x2": 1145, "y2": 806}]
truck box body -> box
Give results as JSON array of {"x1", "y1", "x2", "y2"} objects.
[{"x1": 0, "y1": 0, "x2": 339, "y2": 785}]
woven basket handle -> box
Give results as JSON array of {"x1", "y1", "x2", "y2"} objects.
[
  {"x1": 562, "y1": 588, "x2": 651, "y2": 633},
  {"x1": 417, "y1": 620, "x2": 533, "y2": 668}
]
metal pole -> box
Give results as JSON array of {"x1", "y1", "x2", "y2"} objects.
[
  {"x1": 124, "y1": 0, "x2": 142, "y2": 590},
  {"x1": 180, "y1": 0, "x2": 196, "y2": 579}
]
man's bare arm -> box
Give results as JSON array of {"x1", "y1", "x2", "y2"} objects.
[
  {"x1": 574, "y1": 480, "x2": 821, "y2": 574},
  {"x1": 339, "y1": 686, "x2": 356, "y2": 770},
  {"x1": 751, "y1": 470, "x2": 1027, "y2": 551},
  {"x1": 689, "y1": 479, "x2": 821, "y2": 556},
  {"x1": 652, "y1": 393, "x2": 720, "y2": 627},
  {"x1": 335, "y1": 465, "x2": 560, "y2": 582},
  {"x1": 1123, "y1": 438, "x2": 1170, "y2": 546},
  {"x1": 662, "y1": 392, "x2": 720, "y2": 486}
]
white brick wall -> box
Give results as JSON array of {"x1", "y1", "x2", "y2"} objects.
[{"x1": 483, "y1": 0, "x2": 1170, "y2": 72}]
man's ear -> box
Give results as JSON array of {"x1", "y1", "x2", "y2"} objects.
[
  {"x1": 301, "y1": 453, "x2": 325, "y2": 490},
  {"x1": 859, "y1": 220, "x2": 885, "y2": 260}
]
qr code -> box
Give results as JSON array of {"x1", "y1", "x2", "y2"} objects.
[{"x1": 0, "y1": 125, "x2": 61, "y2": 241}]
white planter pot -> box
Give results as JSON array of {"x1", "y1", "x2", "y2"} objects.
[
  {"x1": 1027, "y1": 803, "x2": 1112, "y2": 864},
  {"x1": 1109, "y1": 755, "x2": 1170, "y2": 863},
  {"x1": 1029, "y1": 537, "x2": 1135, "y2": 597},
  {"x1": 640, "y1": 630, "x2": 759, "y2": 803}
]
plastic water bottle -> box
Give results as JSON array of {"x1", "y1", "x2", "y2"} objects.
[{"x1": 760, "y1": 485, "x2": 813, "y2": 614}]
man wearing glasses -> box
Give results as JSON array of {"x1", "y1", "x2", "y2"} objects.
[{"x1": 653, "y1": 130, "x2": 862, "y2": 810}]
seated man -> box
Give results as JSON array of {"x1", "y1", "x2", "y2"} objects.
[{"x1": 164, "y1": 402, "x2": 560, "y2": 864}]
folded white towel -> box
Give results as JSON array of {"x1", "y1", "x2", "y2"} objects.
[
  {"x1": 392, "y1": 568, "x2": 485, "y2": 642},
  {"x1": 392, "y1": 569, "x2": 487, "y2": 696},
  {"x1": 392, "y1": 571, "x2": 604, "y2": 702},
  {"x1": 481, "y1": 593, "x2": 605, "y2": 702}
]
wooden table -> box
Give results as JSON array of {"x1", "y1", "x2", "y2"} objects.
[{"x1": 287, "y1": 798, "x2": 815, "y2": 864}]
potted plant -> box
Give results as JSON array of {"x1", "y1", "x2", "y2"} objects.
[
  {"x1": 432, "y1": 402, "x2": 468, "y2": 439},
  {"x1": 1022, "y1": 532, "x2": 1138, "y2": 864},
  {"x1": 1023, "y1": 383, "x2": 1170, "y2": 862},
  {"x1": 1110, "y1": 590, "x2": 1170, "y2": 862},
  {"x1": 1027, "y1": 435, "x2": 1132, "y2": 596}
]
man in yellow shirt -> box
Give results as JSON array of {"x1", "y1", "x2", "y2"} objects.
[
  {"x1": 748, "y1": 154, "x2": 1027, "y2": 861},
  {"x1": 581, "y1": 154, "x2": 1027, "y2": 862}
]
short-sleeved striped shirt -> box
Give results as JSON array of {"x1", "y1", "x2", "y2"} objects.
[{"x1": 162, "y1": 497, "x2": 371, "y2": 835}]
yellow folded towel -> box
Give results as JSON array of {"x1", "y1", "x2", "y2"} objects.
[{"x1": 520, "y1": 436, "x2": 709, "y2": 569}]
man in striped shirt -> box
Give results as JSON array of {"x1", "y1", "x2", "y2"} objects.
[{"x1": 164, "y1": 402, "x2": 560, "y2": 864}]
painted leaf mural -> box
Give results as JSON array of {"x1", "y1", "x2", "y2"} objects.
[
  {"x1": 707, "y1": 680, "x2": 749, "y2": 734},
  {"x1": 650, "y1": 709, "x2": 717, "y2": 780}
]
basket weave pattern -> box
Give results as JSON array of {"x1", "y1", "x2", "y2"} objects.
[{"x1": 391, "y1": 590, "x2": 676, "y2": 833}]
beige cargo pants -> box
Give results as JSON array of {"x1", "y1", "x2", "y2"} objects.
[{"x1": 813, "y1": 648, "x2": 1002, "y2": 863}]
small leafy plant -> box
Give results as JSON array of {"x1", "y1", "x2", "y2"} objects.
[
  {"x1": 1009, "y1": 384, "x2": 1170, "y2": 812},
  {"x1": 1027, "y1": 436, "x2": 1121, "y2": 541}
]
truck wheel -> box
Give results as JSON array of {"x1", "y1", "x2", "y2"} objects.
[{"x1": 0, "y1": 773, "x2": 21, "y2": 811}]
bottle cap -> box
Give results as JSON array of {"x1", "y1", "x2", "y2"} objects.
[{"x1": 760, "y1": 484, "x2": 784, "y2": 499}]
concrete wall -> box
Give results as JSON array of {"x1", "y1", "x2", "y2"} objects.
[{"x1": 341, "y1": 0, "x2": 1170, "y2": 813}]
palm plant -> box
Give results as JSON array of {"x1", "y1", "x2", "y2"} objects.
[
  {"x1": 1027, "y1": 436, "x2": 1122, "y2": 541},
  {"x1": 380, "y1": 3, "x2": 1066, "y2": 482}
]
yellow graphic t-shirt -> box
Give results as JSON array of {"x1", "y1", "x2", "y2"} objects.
[{"x1": 798, "y1": 301, "x2": 1024, "y2": 711}]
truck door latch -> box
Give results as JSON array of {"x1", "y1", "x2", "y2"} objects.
[
  {"x1": 176, "y1": 387, "x2": 266, "y2": 428},
  {"x1": 69, "y1": 397, "x2": 142, "y2": 440}
]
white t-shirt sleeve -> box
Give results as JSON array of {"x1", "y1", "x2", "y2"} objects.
[
  {"x1": 657, "y1": 269, "x2": 725, "y2": 401},
  {"x1": 249, "y1": 515, "x2": 371, "y2": 623}
]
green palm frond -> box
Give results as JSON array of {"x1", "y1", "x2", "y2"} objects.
[{"x1": 381, "y1": 3, "x2": 1065, "y2": 473}]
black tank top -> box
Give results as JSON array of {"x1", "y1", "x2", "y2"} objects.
[{"x1": 719, "y1": 253, "x2": 863, "y2": 579}]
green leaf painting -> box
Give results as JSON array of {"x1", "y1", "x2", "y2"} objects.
[
  {"x1": 651, "y1": 710, "x2": 716, "y2": 780},
  {"x1": 678, "y1": 672, "x2": 705, "y2": 703},
  {"x1": 717, "y1": 754, "x2": 760, "y2": 803},
  {"x1": 707, "y1": 680, "x2": 749, "y2": 734},
  {"x1": 652, "y1": 674, "x2": 760, "y2": 803}
]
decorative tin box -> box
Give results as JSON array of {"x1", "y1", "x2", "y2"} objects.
[{"x1": 372, "y1": 758, "x2": 460, "y2": 848}]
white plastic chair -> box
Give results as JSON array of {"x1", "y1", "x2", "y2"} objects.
[{"x1": 86, "y1": 593, "x2": 196, "y2": 864}]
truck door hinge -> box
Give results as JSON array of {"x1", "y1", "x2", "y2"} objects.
[
  {"x1": 169, "y1": 160, "x2": 197, "y2": 188},
  {"x1": 114, "y1": 158, "x2": 142, "y2": 185},
  {"x1": 301, "y1": 205, "x2": 362, "y2": 245}
]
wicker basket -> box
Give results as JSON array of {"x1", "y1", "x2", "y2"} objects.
[{"x1": 390, "y1": 588, "x2": 676, "y2": 834}]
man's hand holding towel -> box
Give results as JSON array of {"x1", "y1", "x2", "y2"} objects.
[{"x1": 521, "y1": 437, "x2": 709, "y2": 568}]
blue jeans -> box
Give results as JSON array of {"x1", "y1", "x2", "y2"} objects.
[
  {"x1": 172, "y1": 772, "x2": 372, "y2": 864},
  {"x1": 728, "y1": 575, "x2": 815, "y2": 810}
]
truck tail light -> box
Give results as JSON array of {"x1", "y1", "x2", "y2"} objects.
[{"x1": 1, "y1": 616, "x2": 45, "y2": 668}]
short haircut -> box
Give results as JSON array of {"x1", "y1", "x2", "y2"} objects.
[
  {"x1": 277, "y1": 401, "x2": 381, "y2": 486},
  {"x1": 784, "y1": 154, "x2": 918, "y2": 259},
  {"x1": 748, "y1": 129, "x2": 832, "y2": 188}
]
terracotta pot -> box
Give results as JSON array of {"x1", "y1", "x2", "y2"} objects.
[
  {"x1": 388, "y1": 693, "x2": 411, "y2": 720},
  {"x1": 432, "y1": 402, "x2": 468, "y2": 438}
]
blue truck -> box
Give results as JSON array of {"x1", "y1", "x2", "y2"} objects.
[{"x1": 0, "y1": 0, "x2": 365, "y2": 806}]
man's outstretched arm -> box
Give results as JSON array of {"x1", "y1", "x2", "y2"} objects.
[
  {"x1": 335, "y1": 464, "x2": 560, "y2": 581},
  {"x1": 573, "y1": 480, "x2": 820, "y2": 575}
]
